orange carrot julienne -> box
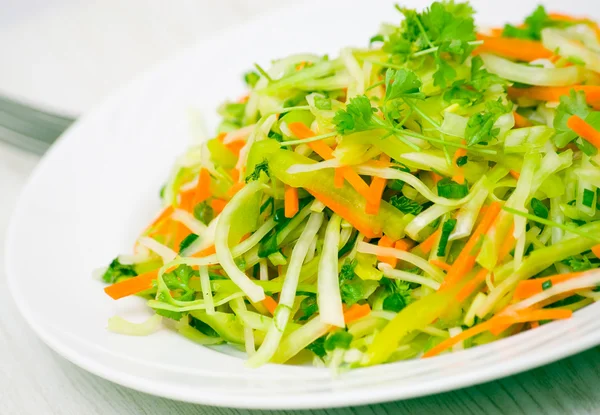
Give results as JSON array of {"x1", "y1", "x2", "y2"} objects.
[
  {"x1": 366, "y1": 154, "x2": 390, "y2": 214},
  {"x1": 284, "y1": 185, "x2": 299, "y2": 218},
  {"x1": 395, "y1": 239, "x2": 413, "y2": 251},
  {"x1": 308, "y1": 190, "x2": 378, "y2": 238},
  {"x1": 592, "y1": 245, "x2": 600, "y2": 258},
  {"x1": 567, "y1": 115, "x2": 600, "y2": 149},
  {"x1": 513, "y1": 272, "x2": 585, "y2": 300},
  {"x1": 339, "y1": 166, "x2": 372, "y2": 200},
  {"x1": 452, "y1": 146, "x2": 467, "y2": 184},
  {"x1": 377, "y1": 235, "x2": 398, "y2": 267},
  {"x1": 474, "y1": 34, "x2": 553, "y2": 61},
  {"x1": 191, "y1": 245, "x2": 216, "y2": 258},
  {"x1": 513, "y1": 111, "x2": 533, "y2": 128},
  {"x1": 193, "y1": 168, "x2": 212, "y2": 206},
  {"x1": 508, "y1": 86, "x2": 600, "y2": 110},
  {"x1": 334, "y1": 168, "x2": 345, "y2": 188},
  {"x1": 225, "y1": 140, "x2": 245, "y2": 157},
  {"x1": 104, "y1": 269, "x2": 159, "y2": 300},
  {"x1": 497, "y1": 223, "x2": 516, "y2": 261},
  {"x1": 229, "y1": 168, "x2": 240, "y2": 182},
  {"x1": 142, "y1": 206, "x2": 174, "y2": 235},
  {"x1": 287, "y1": 122, "x2": 372, "y2": 200},
  {"x1": 423, "y1": 319, "x2": 496, "y2": 358},
  {"x1": 343, "y1": 303, "x2": 371, "y2": 324},
  {"x1": 419, "y1": 229, "x2": 441, "y2": 254},
  {"x1": 178, "y1": 188, "x2": 196, "y2": 212},
  {"x1": 456, "y1": 268, "x2": 489, "y2": 302},
  {"x1": 430, "y1": 259, "x2": 452, "y2": 272},
  {"x1": 530, "y1": 321, "x2": 540, "y2": 329},
  {"x1": 430, "y1": 171, "x2": 443, "y2": 185},
  {"x1": 423, "y1": 308, "x2": 572, "y2": 357},
  {"x1": 262, "y1": 296, "x2": 278, "y2": 315},
  {"x1": 509, "y1": 170, "x2": 521, "y2": 180},
  {"x1": 442, "y1": 202, "x2": 502, "y2": 289},
  {"x1": 211, "y1": 198, "x2": 227, "y2": 214},
  {"x1": 227, "y1": 182, "x2": 245, "y2": 197}
]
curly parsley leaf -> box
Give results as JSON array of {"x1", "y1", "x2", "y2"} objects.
[
  {"x1": 465, "y1": 98, "x2": 512, "y2": 146},
  {"x1": 553, "y1": 90, "x2": 590, "y2": 148},
  {"x1": 102, "y1": 258, "x2": 137, "y2": 284},
  {"x1": 384, "y1": 68, "x2": 424, "y2": 102},
  {"x1": 245, "y1": 159, "x2": 270, "y2": 183},
  {"x1": 561, "y1": 256, "x2": 595, "y2": 272},
  {"x1": 333, "y1": 95, "x2": 378, "y2": 135},
  {"x1": 502, "y1": 6, "x2": 573, "y2": 41}
]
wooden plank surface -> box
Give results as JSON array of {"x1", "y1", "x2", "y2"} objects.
[{"x1": 2, "y1": 141, "x2": 600, "y2": 414}]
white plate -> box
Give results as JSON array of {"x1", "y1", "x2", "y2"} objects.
[{"x1": 6, "y1": 0, "x2": 600, "y2": 409}]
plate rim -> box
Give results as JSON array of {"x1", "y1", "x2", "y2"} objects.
[{"x1": 6, "y1": 0, "x2": 600, "y2": 409}]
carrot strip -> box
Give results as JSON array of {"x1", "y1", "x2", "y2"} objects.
[
  {"x1": 229, "y1": 168, "x2": 240, "y2": 182},
  {"x1": 509, "y1": 170, "x2": 521, "y2": 180},
  {"x1": 227, "y1": 182, "x2": 245, "y2": 198},
  {"x1": 178, "y1": 188, "x2": 196, "y2": 212},
  {"x1": 104, "y1": 270, "x2": 159, "y2": 300},
  {"x1": 395, "y1": 239, "x2": 413, "y2": 251},
  {"x1": 287, "y1": 122, "x2": 371, "y2": 200},
  {"x1": 430, "y1": 172, "x2": 443, "y2": 185},
  {"x1": 193, "y1": 168, "x2": 212, "y2": 206},
  {"x1": 430, "y1": 259, "x2": 452, "y2": 272},
  {"x1": 497, "y1": 223, "x2": 516, "y2": 261},
  {"x1": 225, "y1": 140, "x2": 245, "y2": 157},
  {"x1": 508, "y1": 86, "x2": 600, "y2": 110},
  {"x1": 142, "y1": 206, "x2": 174, "y2": 235},
  {"x1": 513, "y1": 111, "x2": 533, "y2": 128},
  {"x1": 423, "y1": 308, "x2": 572, "y2": 357},
  {"x1": 474, "y1": 34, "x2": 553, "y2": 61},
  {"x1": 340, "y1": 166, "x2": 371, "y2": 199},
  {"x1": 418, "y1": 229, "x2": 441, "y2": 254},
  {"x1": 530, "y1": 321, "x2": 540, "y2": 329},
  {"x1": 211, "y1": 198, "x2": 228, "y2": 214},
  {"x1": 423, "y1": 319, "x2": 496, "y2": 358},
  {"x1": 308, "y1": 190, "x2": 378, "y2": 238},
  {"x1": 442, "y1": 202, "x2": 502, "y2": 289},
  {"x1": 452, "y1": 147, "x2": 467, "y2": 184},
  {"x1": 567, "y1": 115, "x2": 600, "y2": 149},
  {"x1": 343, "y1": 303, "x2": 371, "y2": 324},
  {"x1": 592, "y1": 245, "x2": 600, "y2": 258},
  {"x1": 191, "y1": 245, "x2": 216, "y2": 258},
  {"x1": 262, "y1": 296, "x2": 278, "y2": 315},
  {"x1": 366, "y1": 154, "x2": 390, "y2": 214},
  {"x1": 284, "y1": 185, "x2": 299, "y2": 218},
  {"x1": 377, "y1": 235, "x2": 398, "y2": 267},
  {"x1": 513, "y1": 272, "x2": 585, "y2": 300},
  {"x1": 334, "y1": 169, "x2": 345, "y2": 188},
  {"x1": 287, "y1": 122, "x2": 333, "y2": 156},
  {"x1": 456, "y1": 269, "x2": 489, "y2": 302}
]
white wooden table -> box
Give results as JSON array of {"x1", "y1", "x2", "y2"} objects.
[{"x1": 1, "y1": 1, "x2": 600, "y2": 413}]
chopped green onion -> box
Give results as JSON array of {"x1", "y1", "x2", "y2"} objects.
[
  {"x1": 437, "y1": 178, "x2": 469, "y2": 199},
  {"x1": 437, "y1": 219, "x2": 457, "y2": 257}
]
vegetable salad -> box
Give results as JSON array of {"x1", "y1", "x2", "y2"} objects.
[{"x1": 101, "y1": 2, "x2": 600, "y2": 369}]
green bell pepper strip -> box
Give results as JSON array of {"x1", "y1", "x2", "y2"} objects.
[{"x1": 364, "y1": 282, "x2": 464, "y2": 366}]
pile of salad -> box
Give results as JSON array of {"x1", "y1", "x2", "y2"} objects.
[{"x1": 101, "y1": 2, "x2": 600, "y2": 369}]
